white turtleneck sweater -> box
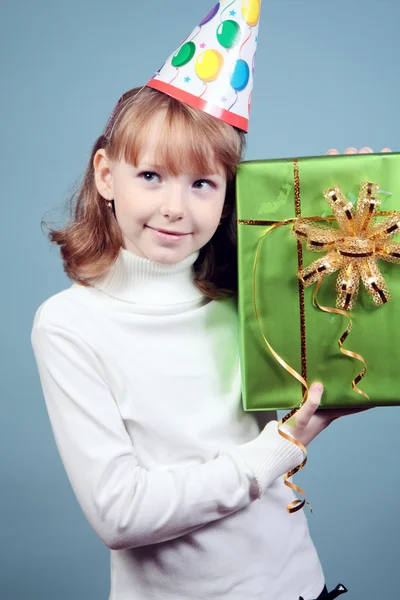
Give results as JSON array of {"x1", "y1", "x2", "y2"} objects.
[{"x1": 31, "y1": 247, "x2": 325, "y2": 600}]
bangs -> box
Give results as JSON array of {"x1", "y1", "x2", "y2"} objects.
[{"x1": 109, "y1": 87, "x2": 244, "y2": 180}]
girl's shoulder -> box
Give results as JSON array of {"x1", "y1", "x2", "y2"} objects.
[{"x1": 32, "y1": 283, "x2": 93, "y2": 335}]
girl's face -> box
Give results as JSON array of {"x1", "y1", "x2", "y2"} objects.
[{"x1": 94, "y1": 110, "x2": 228, "y2": 265}]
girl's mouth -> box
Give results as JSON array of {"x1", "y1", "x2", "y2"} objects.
[{"x1": 146, "y1": 226, "x2": 190, "y2": 242}]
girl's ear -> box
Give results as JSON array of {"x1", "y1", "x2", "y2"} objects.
[{"x1": 93, "y1": 149, "x2": 114, "y2": 200}]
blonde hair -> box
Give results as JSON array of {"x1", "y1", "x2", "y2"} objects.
[{"x1": 42, "y1": 86, "x2": 246, "y2": 298}]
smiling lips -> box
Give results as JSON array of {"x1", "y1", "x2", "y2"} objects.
[{"x1": 147, "y1": 226, "x2": 190, "y2": 236}]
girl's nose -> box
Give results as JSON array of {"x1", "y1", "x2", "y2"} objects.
[
  {"x1": 160, "y1": 187, "x2": 186, "y2": 220},
  {"x1": 161, "y1": 205, "x2": 184, "y2": 220}
]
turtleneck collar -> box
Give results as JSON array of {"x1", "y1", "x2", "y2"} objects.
[{"x1": 89, "y1": 247, "x2": 206, "y2": 306}]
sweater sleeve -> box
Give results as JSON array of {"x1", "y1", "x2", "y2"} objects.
[{"x1": 31, "y1": 304, "x2": 303, "y2": 551}]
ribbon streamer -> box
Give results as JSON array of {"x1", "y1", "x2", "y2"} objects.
[
  {"x1": 313, "y1": 280, "x2": 369, "y2": 400},
  {"x1": 253, "y1": 220, "x2": 312, "y2": 513}
]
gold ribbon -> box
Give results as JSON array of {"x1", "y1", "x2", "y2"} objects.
[
  {"x1": 312, "y1": 280, "x2": 368, "y2": 400},
  {"x1": 239, "y1": 160, "x2": 398, "y2": 513},
  {"x1": 252, "y1": 217, "x2": 311, "y2": 513}
]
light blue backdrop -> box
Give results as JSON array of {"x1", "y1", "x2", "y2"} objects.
[{"x1": 2, "y1": 0, "x2": 399, "y2": 598}]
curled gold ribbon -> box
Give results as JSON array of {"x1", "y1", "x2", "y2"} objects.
[
  {"x1": 251, "y1": 217, "x2": 370, "y2": 514},
  {"x1": 253, "y1": 220, "x2": 312, "y2": 513},
  {"x1": 313, "y1": 279, "x2": 369, "y2": 400}
]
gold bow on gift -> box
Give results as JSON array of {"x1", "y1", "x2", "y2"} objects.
[{"x1": 294, "y1": 182, "x2": 400, "y2": 310}]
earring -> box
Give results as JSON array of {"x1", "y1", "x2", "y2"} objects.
[{"x1": 107, "y1": 200, "x2": 113, "y2": 210}]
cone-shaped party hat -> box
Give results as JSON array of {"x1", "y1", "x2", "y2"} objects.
[{"x1": 147, "y1": 1, "x2": 262, "y2": 132}]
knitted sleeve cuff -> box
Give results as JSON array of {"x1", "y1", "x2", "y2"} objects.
[{"x1": 220, "y1": 421, "x2": 304, "y2": 497}]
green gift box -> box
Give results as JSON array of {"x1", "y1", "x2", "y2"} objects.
[{"x1": 236, "y1": 152, "x2": 400, "y2": 410}]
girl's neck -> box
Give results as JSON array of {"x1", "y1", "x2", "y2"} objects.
[{"x1": 89, "y1": 247, "x2": 205, "y2": 306}]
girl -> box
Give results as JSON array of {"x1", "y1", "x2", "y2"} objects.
[{"x1": 32, "y1": 85, "x2": 364, "y2": 600}]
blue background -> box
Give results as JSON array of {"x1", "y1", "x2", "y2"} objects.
[{"x1": 2, "y1": 0, "x2": 399, "y2": 598}]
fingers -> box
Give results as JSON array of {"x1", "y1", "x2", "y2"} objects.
[
  {"x1": 326, "y1": 147, "x2": 357, "y2": 155},
  {"x1": 358, "y1": 146, "x2": 373, "y2": 153},
  {"x1": 327, "y1": 147, "x2": 392, "y2": 155},
  {"x1": 282, "y1": 383, "x2": 325, "y2": 447},
  {"x1": 336, "y1": 407, "x2": 372, "y2": 415},
  {"x1": 311, "y1": 406, "x2": 372, "y2": 427},
  {"x1": 317, "y1": 406, "x2": 372, "y2": 420},
  {"x1": 294, "y1": 382, "x2": 324, "y2": 428}
]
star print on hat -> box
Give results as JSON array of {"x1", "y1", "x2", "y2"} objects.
[{"x1": 146, "y1": 0, "x2": 262, "y2": 132}]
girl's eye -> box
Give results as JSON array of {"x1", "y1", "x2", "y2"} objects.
[
  {"x1": 192, "y1": 179, "x2": 215, "y2": 190},
  {"x1": 139, "y1": 171, "x2": 161, "y2": 183}
]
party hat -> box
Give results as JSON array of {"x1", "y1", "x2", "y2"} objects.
[{"x1": 146, "y1": 1, "x2": 262, "y2": 132}]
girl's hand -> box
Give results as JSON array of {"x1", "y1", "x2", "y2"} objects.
[
  {"x1": 282, "y1": 383, "x2": 370, "y2": 447},
  {"x1": 326, "y1": 146, "x2": 392, "y2": 155}
]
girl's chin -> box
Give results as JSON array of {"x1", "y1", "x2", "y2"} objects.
[
  {"x1": 123, "y1": 236, "x2": 199, "y2": 264},
  {"x1": 147, "y1": 248, "x2": 194, "y2": 264},
  {"x1": 126, "y1": 241, "x2": 192, "y2": 264}
]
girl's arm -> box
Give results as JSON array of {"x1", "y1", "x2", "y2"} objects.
[{"x1": 31, "y1": 301, "x2": 303, "y2": 552}]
